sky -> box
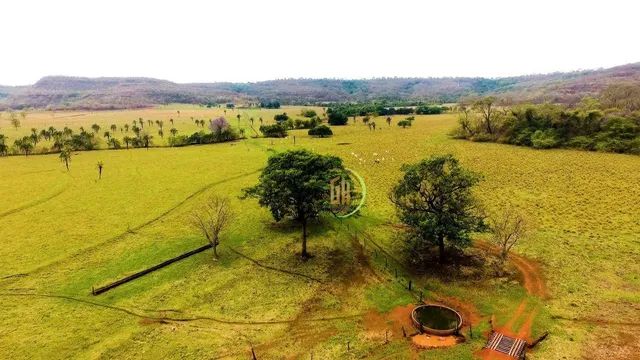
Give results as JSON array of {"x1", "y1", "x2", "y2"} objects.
[{"x1": 1, "y1": 0, "x2": 639, "y2": 85}]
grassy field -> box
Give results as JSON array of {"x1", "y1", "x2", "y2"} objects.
[{"x1": 1, "y1": 106, "x2": 638, "y2": 359}]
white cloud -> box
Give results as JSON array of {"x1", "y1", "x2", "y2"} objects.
[{"x1": 0, "y1": 0, "x2": 638, "y2": 85}]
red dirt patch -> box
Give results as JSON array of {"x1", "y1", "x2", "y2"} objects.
[
  {"x1": 412, "y1": 333, "x2": 461, "y2": 348},
  {"x1": 475, "y1": 241, "x2": 548, "y2": 298},
  {"x1": 363, "y1": 304, "x2": 415, "y2": 341}
]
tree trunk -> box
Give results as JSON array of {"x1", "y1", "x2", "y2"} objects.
[
  {"x1": 212, "y1": 237, "x2": 219, "y2": 259},
  {"x1": 301, "y1": 218, "x2": 309, "y2": 259},
  {"x1": 438, "y1": 234, "x2": 445, "y2": 264}
]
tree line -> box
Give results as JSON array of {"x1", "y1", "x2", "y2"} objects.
[{"x1": 453, "y1": 91, "x2": 640, "y2": 155}]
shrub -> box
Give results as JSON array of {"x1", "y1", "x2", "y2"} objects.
[
  {"x1": 567, "y1": 136, "x2": 595, "y2": 150},
  {"x1": 308, "y1": 125, "x2": 333, "y2": 137},
  {"x1": 293, "y1": 117, "x2": 319, "y2": 129},
  {"x1": 168, "y1": 135, "x2": 190, "y2": 147},
  {"x1": 397, "y1": 120, "x2": 412, "y2": 128},
  {"x1": 328, "y1": 111, "x2": 348, "y2": 125},
  {"x1": 301, "y1": 110, "x2": 317, "y2": 118},
  {"x1": 260, "y1": 124, "x2": 288, "y2": 138},
  {"x1": 531, "y1": 129, "x2": 560, "y2": 149},
  {"x1": 274, "y1": 113, "x2": 289, "y2": 122}
]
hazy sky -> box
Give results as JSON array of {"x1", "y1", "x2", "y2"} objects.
[{"x1": 1, "y1": 0, "x2": 639, "y2": 85}]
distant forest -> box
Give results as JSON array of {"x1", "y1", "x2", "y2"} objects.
[{"x1": 1, "y1": 62, "x2": 640, "y2": 110}]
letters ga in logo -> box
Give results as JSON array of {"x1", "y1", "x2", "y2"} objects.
[{"x1": 330, "y1": 176, "x2": 351, "y2": 209}]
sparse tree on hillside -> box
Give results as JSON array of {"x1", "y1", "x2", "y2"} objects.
[
  {"x1": 138, "y1": 118, "x2": 144, "y2": 128},
  {"x1": 170, "y1": 128, "x2": 178, "y2": 137},
  {"x1": 9, "y1": 111, "x2": 20, "y2": 130},
  {"x1": 169, "y1": 118, "x2": 174, "y2": 126},
  {"x1": 59, "y1": 146, "x2": 72, "y2": 170},
  {"x1": 489, "y1": 206, "x2": 530, "y2": 263},
  {"x1": 390, "y1": 154, "x2": 486, "y2": 264},
  {"x1": 124, "y1": 124, "x2": 129, "y2": 133},
  {"x1": 91, "y1": 124, "x2": 100, "y2": 134},
  {"x1": 473, "y1": 97, "x2": 498, "y2": 135},
  {"x1": 386, "y1": 116, "x2": 392, "y2": 126},
  {"x1": 243, "y1": 150, "x2": 347, "y2": 259},
  {"x1": 158, "y1": 129, "x2": 164, "y2": 138},
  {"x1": 103, "y1": 131, "x2": 111, "y2": 140},
  {"x1": 110, "y1": 124, "x2": 117, "y2": 133},
  {"x1": 191, "y1": 195, "x2": 234, "y2": 260}
]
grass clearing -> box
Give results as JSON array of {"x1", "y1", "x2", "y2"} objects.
[{"x1": 1, "y1": 106, "x2": 638, "y2": 359}]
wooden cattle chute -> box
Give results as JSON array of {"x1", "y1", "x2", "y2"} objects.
[{"x1": 91, "y1": 243, "x2": 212, "y2": 295}]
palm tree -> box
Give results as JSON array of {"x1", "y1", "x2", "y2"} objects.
[
  {"x1": 91, "y1": 123, "x2": 100, "y2": 134},
  {"x1": 158, "y1": 129, "x2": 164, "y2": 138},
  {"x1": 170, "y1": 128, "x2": 178, "y2": 137},
  {"x1": 30, "y1": 132, "x2": 39, "y2": 147},
  {"x1": 97, "y1": 161, "x2": 104, "y2": 179},
  {"x1": 103, "y1": 131, "x2": 111, "y2": 140},
  {"x1": 122, "y1": 136, "x2": 132, "y2": 149},
  {"x1": 110, "y1": 124, "x2": 117, "y2": 133},
  {"x1": 386, "y1": 117, "x2": 392, "y2": 126},
  {"x1": 138, "y1": 118, "x2": 144, "y2": 128},
  {"x1": 148, "y1": 119, "x2": 153, "y2": 127},
  {"x1": 169, "y1": 118, "x2": 173, "y2": 126},
  {"x1": 31, "y1": 128, "x2": 37, "y2": 136},
  {"x1": 0, "y1": 134, "x2": 8, "y2": 156},
  {"x1": 124, "y1": 124, "x2": 129, "y2": 132},
  {"x1": 59, "y1": 146, "x2": 72, "y2": 170},
  {"x1": 107, "y1": 137, "x2": 121, "y2": 149},
  {"x1": 39, "y1": 129, "x2": 48, "y2": 141},
  {"x1": 259, "y1": 117, "x2": 263, "y2": 125},
  {"x1": 158, "y1": 120, "x2": 164, "y2": 130},
  {"x1": 15, "y1": 137, "x2": 34, "y2": 156},
  {"x1": 141, "y1": 133, "x2": 153, "y2": 149}
]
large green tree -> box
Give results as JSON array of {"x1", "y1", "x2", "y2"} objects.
[
  {"x1": 244, "y1": 149, "x2": 347, "y2": 259},
  {"x1": 390, "y1": 154, "x2": 486, "y2": 264}
]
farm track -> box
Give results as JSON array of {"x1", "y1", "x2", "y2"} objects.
[
  {"x1": 0, "y1": 185, "x2": 67, "y2": 220},
  {"x1": 474, "y1": 241, "x2": 547, "y2": 298},
  {"x1": 227, "y1": 247, "x2": 325, "y2": 283},
  {"x1": 1, "y1": 169, "x2": 262, "y2": 281},
  {"x1": 0, "y1": 292, "x2": 364, "y2": 326}
]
